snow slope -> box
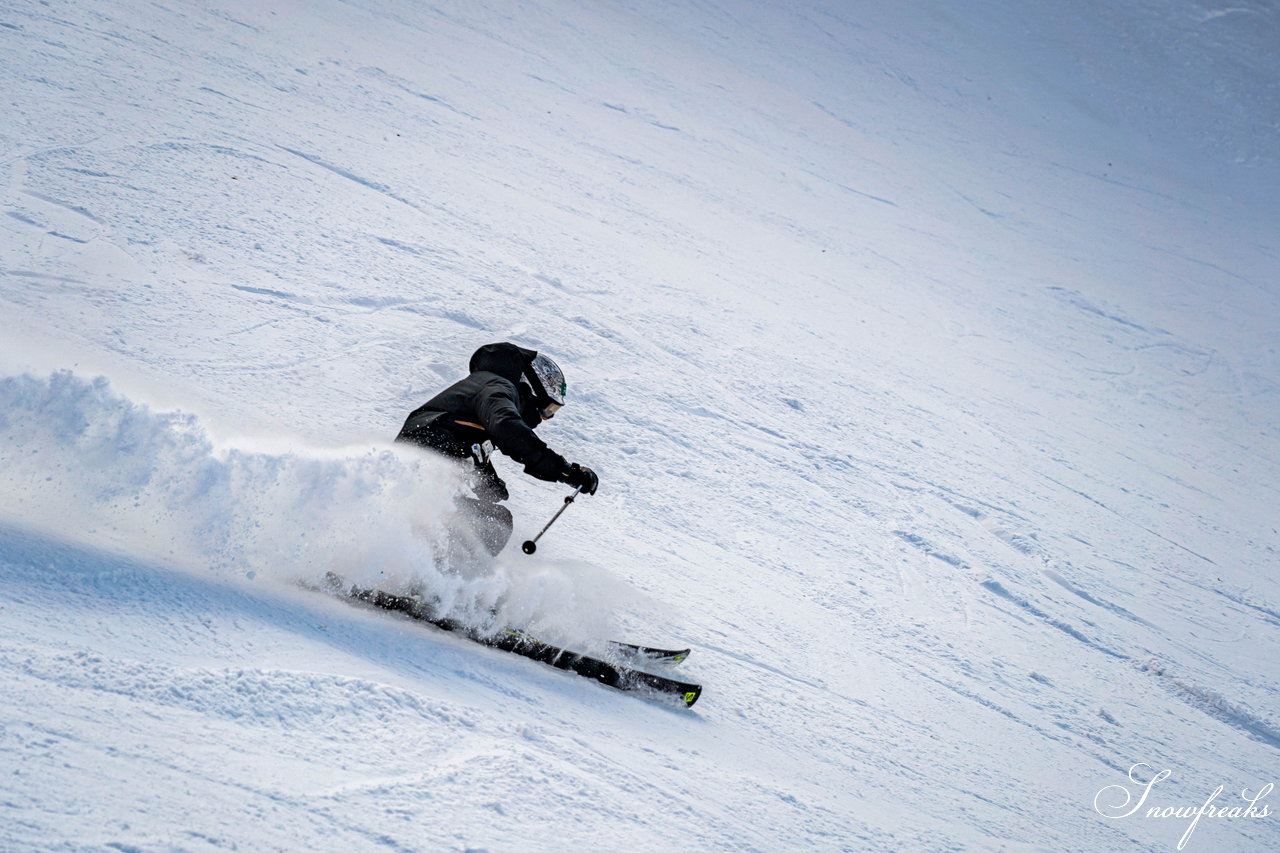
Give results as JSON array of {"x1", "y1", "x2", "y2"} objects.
[{"x1": 2, "y1": 0, "x2": 1278, "y2": 850}]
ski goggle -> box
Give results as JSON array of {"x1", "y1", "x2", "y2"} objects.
[{"x1": 541, "y1": 401, "x2": 563, "y2": 419}]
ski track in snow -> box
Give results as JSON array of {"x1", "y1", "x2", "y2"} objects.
[{"x1": 2, "y1": 0, "x2": 1279, "y2": 850}]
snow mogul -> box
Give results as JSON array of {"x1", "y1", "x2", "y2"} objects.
[{"x1": 395, "y1": 342, "x2": 599, "y2": 555}]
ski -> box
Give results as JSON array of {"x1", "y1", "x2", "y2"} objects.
[
  {"x1": 315, "y1": 574, "x2": 702, "y2": 707},
  {"x1": 608, "y1": 641, "x2": 691, "y2": 666}
]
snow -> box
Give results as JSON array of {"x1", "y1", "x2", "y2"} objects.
[{"x1": 2, "y1": 0, "x2": 1278, "y2": 850}]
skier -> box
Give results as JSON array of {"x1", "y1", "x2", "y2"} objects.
[{"x1": 396, "y1": 342, "x2": 599, "y2": 555}]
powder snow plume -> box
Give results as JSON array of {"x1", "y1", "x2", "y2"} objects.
[{"x1": 0, "y1": 370, "x2": 633, "y2": 640}]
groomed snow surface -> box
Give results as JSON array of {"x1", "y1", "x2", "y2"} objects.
[{"x1": 2, "y1": 0, "x2": 1278, "y2": 850}]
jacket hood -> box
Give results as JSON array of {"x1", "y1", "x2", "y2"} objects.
[{"x1": 469, "y1": 342, "x2": 538, "y2": 385}]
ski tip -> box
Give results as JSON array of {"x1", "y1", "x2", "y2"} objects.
[{"x1": 682, "y1": 685, "x2": 702, "y2": 708}]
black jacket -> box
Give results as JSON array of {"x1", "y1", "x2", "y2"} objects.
[{"x1": 397, "y1": 343, "x2": 568, "y2": 487}]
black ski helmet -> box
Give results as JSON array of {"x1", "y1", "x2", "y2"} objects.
[{"x1": 525, "y1": 352, "x2": 566, "y2": 410}]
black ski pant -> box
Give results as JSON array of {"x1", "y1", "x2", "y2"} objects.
[{"x1": 457, "y1": 497, "x2": 513, "y2": 556}]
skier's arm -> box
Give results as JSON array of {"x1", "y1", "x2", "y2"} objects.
[{"x1": 474, "y1": 379, "x2": 568, "y2": 482}]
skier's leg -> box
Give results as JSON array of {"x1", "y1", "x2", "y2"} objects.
[{"x1": 456, "y1": 497, "x2": 513, "y2": 556}]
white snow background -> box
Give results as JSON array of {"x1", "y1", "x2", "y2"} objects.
[{"x1": 2, "y1": 0, "x2": 1278, "y2": 850}]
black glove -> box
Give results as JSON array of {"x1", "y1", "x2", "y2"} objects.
[{"x1": 562, "y1": 463, "x2": 599, "y2": 495}]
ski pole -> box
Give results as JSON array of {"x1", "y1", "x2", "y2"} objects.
[{"x1": 521, "y1": 486, "x2": 582, "y2": 554}]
